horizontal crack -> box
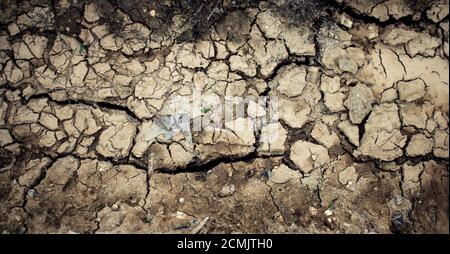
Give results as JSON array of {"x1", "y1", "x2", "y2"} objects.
[
  {"x1": 25, "y1": 93, "x2": 140, "y2": 121},
  {"x1": 156, "y1": 151, "x2": 280, "y2": 174}
]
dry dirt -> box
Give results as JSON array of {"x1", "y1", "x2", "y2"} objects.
[{"x1": 0, "y1": 0, "x2": 448, "y2": 234}]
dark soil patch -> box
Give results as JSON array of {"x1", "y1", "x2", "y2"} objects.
[{"x1": 94, "y1": 0, "x2": 334, "y2": 42}]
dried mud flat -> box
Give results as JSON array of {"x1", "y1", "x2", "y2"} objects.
[{"x1": 0, "y1": 0, "x2": 448, "y2": 234}]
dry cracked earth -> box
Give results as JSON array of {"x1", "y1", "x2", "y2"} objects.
[{"x1": 0, "y1": 0, "x2": 449, "y2": 234}]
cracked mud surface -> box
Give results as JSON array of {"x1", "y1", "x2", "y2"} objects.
[{"x1": 0, "y1": 0, "x2": 448, "y2": 234}]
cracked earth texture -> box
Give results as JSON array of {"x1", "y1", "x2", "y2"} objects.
[{"x1": 0, "y1": 0, "x2": 449, "y2": 234}]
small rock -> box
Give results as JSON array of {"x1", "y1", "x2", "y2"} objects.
[
  {"x1": 339, "y1": 13, "x2": 353, "y2": 28},
  {"x1": 309, "y1": 207, "x2": 318, "y2": 216},
  {"x1": 111, "y1": 203, "x2": 119, "y2": 211},
  {"x1": 344, "y1": 83, "x2": 375, "y2": 124},
  {"x1": 27, "y1": 189, "x2": 37, "y2": 198},
  {"x1": 338, "y1": 166, "x2": 358, "y2": 186},
  {"x1": 365, "y1": 24, "x2": 379, "y2": 40},
  {"x1": 219, "y1": 184, "x2": 236, "y2": 197}
]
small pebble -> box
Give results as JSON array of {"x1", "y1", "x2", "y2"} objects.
[
  {"x1": 111, "y1": 203, "x2": 119, "y2": 211},
  {"x1": 309, "y1": 207, "x2": 318, "y2": 216}
]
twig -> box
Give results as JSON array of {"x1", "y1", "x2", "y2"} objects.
[
  {"x1": 207, "y1": 0, "x2": 220, "y2": 21},
  {"x1": 195, "y1": 3, "x2": 205, "y2": 15},
  {"x1": 191, "y1": 217, "x2": 210, "y2": 234}
]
